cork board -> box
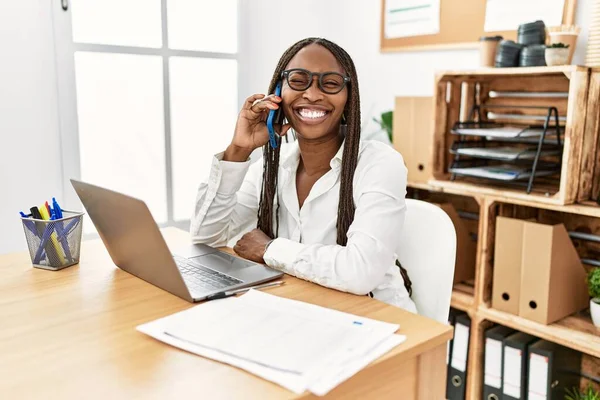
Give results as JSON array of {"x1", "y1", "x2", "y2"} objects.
[{"x1": 380, "y1": 0, "x2": 577, "y2": 52}]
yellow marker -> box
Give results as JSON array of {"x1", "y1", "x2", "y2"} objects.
[{"x1": 39, "y1": 204, "x2": 66, "y2": 265}]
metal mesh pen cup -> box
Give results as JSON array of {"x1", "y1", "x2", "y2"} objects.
[{"x1": 21, "y1": 211, "x2": 84, "y2": 271}]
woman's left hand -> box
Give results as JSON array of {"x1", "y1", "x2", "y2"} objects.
[{"x1": 233, "y1": 229, "x2": 272, "y2": 263}]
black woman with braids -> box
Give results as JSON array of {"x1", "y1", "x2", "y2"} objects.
[{"x1": 191, "y1": 38, "x2": 416, "y2": 312}]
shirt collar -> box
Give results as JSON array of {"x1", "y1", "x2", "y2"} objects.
[{"x1": 280, "y1": 139, "x2": 347, "y2": 171}]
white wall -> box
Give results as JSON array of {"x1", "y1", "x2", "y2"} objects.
[
  {"x1": 239, "y1": 0, "x2": 592, "y2": 139},
  {"x1": 0, "y1": 0, "x2": 63, "y2": 254}
]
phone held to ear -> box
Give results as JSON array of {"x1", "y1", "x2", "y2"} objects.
[{"x1": 266, "y1": 82, "x2": 283, "y2": 149}]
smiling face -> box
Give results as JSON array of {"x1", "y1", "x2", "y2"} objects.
[{"x1": 281, "y1": 44, "x2": 348, "y2": 141}]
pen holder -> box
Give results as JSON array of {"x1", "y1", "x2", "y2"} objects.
[{"x1": 21, "y1": 211, "x2": 84, "y2": 271}]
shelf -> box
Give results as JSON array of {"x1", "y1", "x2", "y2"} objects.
[
  {"x1": 451, "y1": 284, "x2": 475, "y2": 313},
  {"x1": 478, "y1": 305, "x2": 600, "y2": 358},
  {"x1": 409, "y1": 180, "x2": 600, "y2": 217},
  {"x1": 437, "y1": 65, "x2": 587, "y2": 79}
]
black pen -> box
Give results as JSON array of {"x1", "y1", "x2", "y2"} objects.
[{"x1": 205, "y1": 280, "x2": 284, "y2": 301}]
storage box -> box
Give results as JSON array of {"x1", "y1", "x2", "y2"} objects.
[
  {"x1": 492, "y1": 217, "x2": 525, "y2": 315},
  {"x1": 519, "y1": 221, "x2": 588, "y2": 324},
  {"x1": 429, "y1": 66, "x2": 600, "y2": 206},
  {"x1": 393, "y1": 97, "x2": 434, "y2": 183},
  {"x1": 492, "y1": 216, "x2": 589, "y2": 324}
]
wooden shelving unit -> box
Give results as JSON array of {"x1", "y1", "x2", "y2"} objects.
[
  {"x1": 408, "y1": 181, "x2": 600, "y2": 399},
  {"x1": 450, "y1": 283, "x2": 475, "y2": 314},
  {"x1": 478, "y1": 306, "x2": 600, "y2": 358},
  {"x1": 402, "y1": 64, "x2": 600, "y2": 400}
]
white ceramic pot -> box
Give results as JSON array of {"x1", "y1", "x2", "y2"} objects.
[
  {"x1": 591, "y1": 298, "x2": 600, "y2": 327},
  {"x1": 545, "y1": 48, "x2": 570, "y2": 66}
]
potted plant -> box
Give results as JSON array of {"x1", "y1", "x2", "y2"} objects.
[
  {"x1": 587, "y1": 267, "x2": 600, "y2": 327},
  {"x1": 565, "y1": 386, "x2": 600, "y2": 400},
  {"x1": 373, "y1": 110, "x2": 393, "y2": 143},
  {"x1": 545, "y1": 42, "x2": 570, "y2": 66}
]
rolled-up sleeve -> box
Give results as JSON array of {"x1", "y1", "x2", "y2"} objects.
[
  {"x1": 264, "y1": 151, "x2": 408, "y2": 295},
  {"x1": 190, "y1": 152, "x2": 262, "y2": 247}
]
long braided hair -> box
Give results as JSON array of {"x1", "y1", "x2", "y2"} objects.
[{"x1": 257, "y1": 38, "x2": 412, "y2": 295}]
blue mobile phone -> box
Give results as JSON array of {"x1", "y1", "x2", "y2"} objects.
[{"x1": 266, "y1": 82, "x2": 282, "y2": 149}]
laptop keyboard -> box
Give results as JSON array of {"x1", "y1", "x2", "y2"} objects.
[{"x1": 174, "y1": 256, "x2": 243, "y2": 292}]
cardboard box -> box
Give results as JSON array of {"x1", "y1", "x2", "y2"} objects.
[
  {"x1": 519, "y1": 221, "x2": 588, "y2": 324},
  {"x1": 434, "y1": 203, "x2": 476, "y2": 284},
  {"x1": 492, "y1": 217, "x2": 589, "y2": 324},
  {"x1": 393, "y1": 97, "x2": 433, "y2": 183},
  {"x1": 492, "y1": 217, "x2": 525, "y2": 315}
]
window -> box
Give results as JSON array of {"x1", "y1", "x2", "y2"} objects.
[{"x1": 53, "y1": 0, "x2": 238, "y2": 232}]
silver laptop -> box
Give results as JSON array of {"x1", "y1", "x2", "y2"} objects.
[{"x1": 71, "y1": 179, "x2": 283, "y2": 302}]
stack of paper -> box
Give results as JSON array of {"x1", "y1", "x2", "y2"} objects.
[{"x1": 137, "y1": 290, "x2": 406, "y2": 396}]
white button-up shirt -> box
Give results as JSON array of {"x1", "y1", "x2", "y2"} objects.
[{"x1": 190, "y1": 140, "x2": 417, "y2": 313}]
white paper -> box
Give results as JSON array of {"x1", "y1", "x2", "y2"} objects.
[
  {"x1": 484, "y1": 338, "x2": 503, "y2": 389},
  {"x1": 450, "y1": 323, "x2": 469, "y2": 372},
  {"x1": 137, "y1": 290, "x2": 406, "y2": 396},
  {"x1": 527, "y1": 353, "x2": 549, "y2": 400},
  {"x1": 484, "y1": 0, "x2": 564, "y2": 32},
  {"x1": 384, "y1": 0, "x2": 440, "y2": 39},
  {"x1": 503, "y1": 347, "x2": 523, "y2": 398},
  {"x1": 309, "y1": 334, "x2": 406, "y2": 396}
]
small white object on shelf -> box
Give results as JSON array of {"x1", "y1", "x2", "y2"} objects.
[
  {"x1": 452, "y1": 126, "x2": 555, "y2": 139},
  {"x1": 452, "y1": 146, "x2": 560, "y2": 161},
  {"x1": 591, "y1": 299, "x2": 600, "y2": 327},
  {"x1": 545, "y1": 47, "x2": 570, "y2": 66},
  {"x1": 449, "y1": 164, "x2": 558, "y2": 181}
]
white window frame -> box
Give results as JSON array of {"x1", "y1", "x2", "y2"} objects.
[{"x1": 51, "y1": 0, "x2": 240, "y2": 230}]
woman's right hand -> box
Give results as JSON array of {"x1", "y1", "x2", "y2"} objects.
[{"x1": 224, "y1": 93, "x2": 291, "y2": 162}]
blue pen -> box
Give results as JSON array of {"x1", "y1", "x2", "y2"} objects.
[
  {"x1": 20, "y1": 211, "x2": 39, "y2": 237},
  {"x1": 53, "y1": 197, "x2": 63, "y2": 219}
]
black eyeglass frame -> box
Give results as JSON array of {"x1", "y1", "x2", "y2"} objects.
[{"x1": 281, "y1": 68, "x2": 351, "y2": 95}]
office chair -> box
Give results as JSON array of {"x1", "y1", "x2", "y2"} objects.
[{"x1": 397, "y1": 199, "x2": 457, "y2": 324}]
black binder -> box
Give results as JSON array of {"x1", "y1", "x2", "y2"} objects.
[
  {"x1": 446, "y1": 308, "x2": 463, "y2": 399},
  {"x1": 502, "y1": 332, "x2": 537, "y2": 400},
  {"x1": 483, "y1": 325, "x2": 515, "y2": 400},
  {"x1": 447, "y1": 313, "x2": 471, "y2": 400},
  {"x1": 527, "y1": 340, "x2": 582, "y2": 399}
]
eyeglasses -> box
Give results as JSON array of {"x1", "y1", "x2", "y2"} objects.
[{"x1": 281, "y1": 68, "x2": 350, "y2": 95}]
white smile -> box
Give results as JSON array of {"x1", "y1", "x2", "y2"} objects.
[{"x1": 296, "y1": 108, "x2": 330, "y2": 124}]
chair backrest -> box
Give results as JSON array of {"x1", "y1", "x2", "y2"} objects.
[{"x1": 398, "y1": 199, "x2": 457, "y2": 324}]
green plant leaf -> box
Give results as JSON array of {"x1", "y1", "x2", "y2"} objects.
[
  {"x1": 565, "y1": 386, "x2": 583, "y2": 400},
  {"x1": 373, "y1": 110, "x2": 394, "y2": 143},
  {"x1": 587, "y1": 267, "x2": 600, "y2": 299}
]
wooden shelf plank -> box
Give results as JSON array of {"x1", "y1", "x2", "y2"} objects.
[
  {"x1": 451, "y1": 287, "x2": 475, "y2": 313},
  {"x1": 408, "y1": 180, "x2": 600, "y2": 218},
  {"x1": 478, "y1": 306, "x2": 600, "y2": 358},
  {"x1": 438, "y1": 65, "x2": 586, "y2": 78}
]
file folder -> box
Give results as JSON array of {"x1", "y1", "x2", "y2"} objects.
[
  {"x1": 502, "y1": 332, "x2": 537, "y2": 400},
  {"x1": 519, "y1": 222, "x2": 588, "y2": 324},
  {"x1": 492, "y1": 217, "x2": 525, "y2": 314},
  {"x1": 447, "y1": 308, "x2": 463, "y2": 365},
  {"x1": 527, "y1": 340, "x2": 581, "y2": 400},
  {"x1": 446, "y1": 308, "x2": 464, "y2": 400},
  {"x1": 483, "y1": 325, "x2": 515, "y2": 400},
  {"x1": 447, "y1": 313, "x2": 470, "y2": 400}
]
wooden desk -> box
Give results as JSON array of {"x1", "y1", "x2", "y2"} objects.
[{"x1": 0, "y1": 228, "x2": 452, "y2": 399}]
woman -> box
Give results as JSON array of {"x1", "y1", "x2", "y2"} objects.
[{"x1": 191, "y1": 37, "x2": 416, "y2": 312}]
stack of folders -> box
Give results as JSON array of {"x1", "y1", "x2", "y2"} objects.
[
  {"x1": 483, "y1": 325, "x2": 582, "y2": 400},
  {"x1": 447, "y1": 309, "x2": 471, "y2": 400},
  {"x1": 137, "y1": 290, "x2": 406, "y2": 396}
]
